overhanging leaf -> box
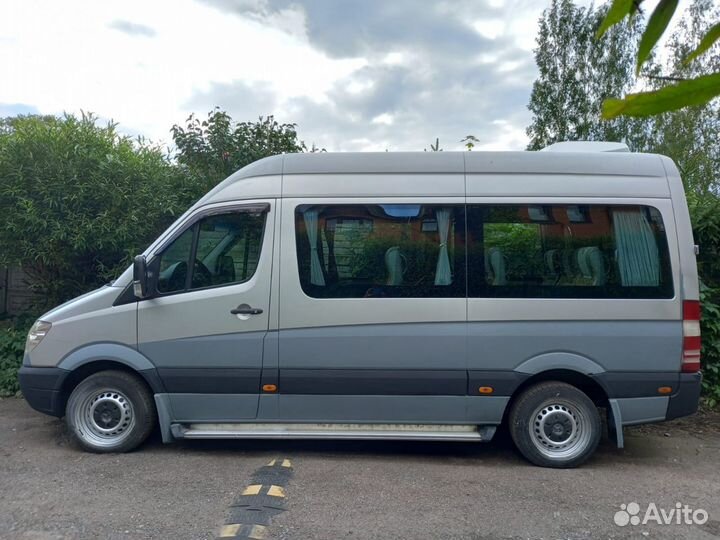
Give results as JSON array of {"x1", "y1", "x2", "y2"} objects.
[
  {"x1": 636, "y1": 0, "x2": 679, "y2": 74},
  {"x1": 596, "y1": 0, "x2": 635, "y2": 38},
  {"x1": 602, "y1": 72, "x2": 720, "y2": 118},
  {"x1": 684, "y1": 22, "x2": 720, "y2": 66}
]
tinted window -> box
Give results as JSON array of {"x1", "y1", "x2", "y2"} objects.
[
  {"x1": 467, "y1": 204, "x2": 673, "y2": 299},
  {"x1": 295, "y1": 204, "x2": 465, "y2": 298},
  {"x1": 156, "y1": 210, "x2": 266, "y2": 294},
  {"x1": 157, "y1": 227, "x2": 194, "y2": 294}
]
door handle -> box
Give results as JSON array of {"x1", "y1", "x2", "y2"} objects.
[{"x1": 230, "y1": 304, "x2": 263, "y2": 315}]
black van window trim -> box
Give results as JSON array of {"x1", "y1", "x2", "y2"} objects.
[
  {"x1": 151, "y1": 202, "x2": 270, "y2": 258},
  {"x1": 146, "y1": 203, "x2": 270, "y2": 300}
]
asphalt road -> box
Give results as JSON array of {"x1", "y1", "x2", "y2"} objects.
[{"x1": 1, "y1": 397, "x2": 719, "y2": 540}]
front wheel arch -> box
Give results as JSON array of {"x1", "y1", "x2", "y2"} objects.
[{"x1": 58, "y1": 360, "x2": 161, "y2": 417}]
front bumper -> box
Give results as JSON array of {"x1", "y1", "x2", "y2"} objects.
[
  {"x1": 18, "y1": 366, "x2": 69, "y2": 417},
  {"x1": 666, "y1": 372, "x2": 702, "y2": 420}
]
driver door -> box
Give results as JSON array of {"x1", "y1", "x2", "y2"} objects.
[{"x1": 137, "y1": 201, "x2": 275, "y2": 422}]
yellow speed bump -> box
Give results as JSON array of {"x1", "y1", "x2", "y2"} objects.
[
  {"x1": 217, "y1": 524, "x2": 241, "y2": 537},
  {"x1": 248, "y1": 524, "x2": 268, "y2": 539},
  {"x1": 267, "y1": 485, "x2": 286, "y2": 498},
  {"x1": 266, "y1": 458, "x2": 292, "y2": 468},
  {"x1": 242, "y1": 484, "x2": 263, "y2": 496},
  {"x1": 217, "y1": 523, "x2": 268, "y2": 539}
]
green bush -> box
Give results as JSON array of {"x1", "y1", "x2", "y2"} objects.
[
  {"x1": 0, "y1": 317, "x2": 33, "y2": 396},
  {"x1": 700, "y1": 286, "x2": 720, "y2": 406},
  {"x1": 688, "y1": 193, "x2": 720, "y2": 405},
  {"x1": 172, "y1": 109, "x2": 306, "y2": 193},
  {"x1": 0, "y1": 113, "x2": 191, "y2": 308}
]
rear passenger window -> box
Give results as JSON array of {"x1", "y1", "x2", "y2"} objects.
[
  {"x1": 467, "y1": 204, "x2": 673, "y2": 299},
  {"x1": 295, "y1": 204, "x2": 465, "y2": 298}
]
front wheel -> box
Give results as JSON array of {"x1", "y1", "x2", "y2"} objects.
[
  {"x1": 508, "y1": 381, "x2": 601, "y2": 468},
  {"x1": 65, "y1": 370, "x2": 156, "y2": 453}
]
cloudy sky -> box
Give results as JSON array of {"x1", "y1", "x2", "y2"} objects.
[{"x1": 1, "y1": 0, "x2": 589, "y2": 152}]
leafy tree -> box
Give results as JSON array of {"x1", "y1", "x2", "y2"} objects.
[
  {"x1": 460, "y1": 135, "x2": 479, "y2": 150},
  {"x1": 646, "y1": 0, "x2": 720, "y2": 194},
  {"x1": 598, "y1": 0, "x2": 720, "y2": 118},
  {"x1": 424, "y1": 138, "x2": 443, "y2": 152},
  {"x1": 0, "y1": 113, "x2": 187, "y2": 306},
  {"x1": 526, "y1": 0, "x2": 646, "y2": 150},
  {"x1": 171, "y1": 109, "x2": 306, "y2": 194}
]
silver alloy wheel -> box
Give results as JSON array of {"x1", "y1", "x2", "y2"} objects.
[
  {"x1": 72, "y1": 388, "x2": 136, "y2": 448},
  {"x1": 528, "y1": 400, "x2": 592, "y2": 461}
]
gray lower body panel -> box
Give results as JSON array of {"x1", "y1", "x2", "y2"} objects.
[
  {"x1": 154, "y1": 393, "x2": 509, "y2": 443},
  {"x1": 611, "y1": 396, "x2": 669, "y2": 426},
  {"x1": 276, "y1": 395, "x2": 508, "y2": 424},
  {"x1": 168, "y1": 393, "x2": 260, "y2": 422},
  {"x1": 608, "y1": 396, "x2": 670, "y2": 449},
  {"x1": 467, "y1": 320, "x2": 682, "y2": 372}
]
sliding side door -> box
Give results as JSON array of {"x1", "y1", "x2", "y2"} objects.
[{"x1": 277, "y1": 198, "x2": 468, "y2": 423}]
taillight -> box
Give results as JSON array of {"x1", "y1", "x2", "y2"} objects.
[{"x1": 682, "y1": 300, "x2": 701, "y2": 373}]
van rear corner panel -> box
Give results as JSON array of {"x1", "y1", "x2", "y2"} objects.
[{"x1": 659, "y1": 154, "x2": 699, "y2": 301}]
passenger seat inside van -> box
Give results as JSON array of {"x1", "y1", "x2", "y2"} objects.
[
  {"x1": 577, "y1": 247, "x2": 606, "y2": 286},
  {"x1": 214, "y1": 255, "x2": 236, "y2": 285},
  {"x1": 486, "y1": 247, "x2": 507, "y2": 285},
  {"x1": 544, "y1": 249, "x2": 561, "y2": 283}
]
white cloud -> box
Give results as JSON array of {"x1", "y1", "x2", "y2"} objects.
[
  {"x1": 0, "y1": 0, "x2": 362, "y2": 144},
  {"x1": 473, "y1": 19, "x2": 505, "y2": 40},
  {"x1": 0, "y1": 0, "x2": 558, "y2": 151},
  {"x1": 371, "y1": 113, "x2": 394, "y2": 126}
]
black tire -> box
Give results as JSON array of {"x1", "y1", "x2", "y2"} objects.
[
  {"x1": 508, "y1": 381, "x2": 601, "y2": 468},
  {"x1": 65, "y1": 370, "x2": 156, "y2": 453}
]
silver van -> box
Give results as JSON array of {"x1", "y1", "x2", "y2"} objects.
[{"x1": 19, "y1": 142, "x2": 702, "y2": 468}]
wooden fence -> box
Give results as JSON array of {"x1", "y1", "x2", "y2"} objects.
[{"x1": 0, "y1": 266, "x2": 36, "y2": 315}]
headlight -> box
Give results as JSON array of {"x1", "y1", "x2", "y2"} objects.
[{"x1": 25, "y1": 320, "x2": 52, "y2": 354}]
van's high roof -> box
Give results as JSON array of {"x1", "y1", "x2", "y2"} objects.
[{"x1": 199, "y1": 145, "x2": 677, "y2": 204}]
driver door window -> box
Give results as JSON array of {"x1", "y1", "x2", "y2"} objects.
[{"x1": 155, "y1": 209, "x2": 266, "y2": 295}]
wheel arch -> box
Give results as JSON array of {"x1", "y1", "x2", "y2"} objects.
[
  {"x1": 508, "y1": 369, "x2": 610, "y2": 412},
  {"x1": 56, "y1": 344, "x2": 163, "y2": 415}
]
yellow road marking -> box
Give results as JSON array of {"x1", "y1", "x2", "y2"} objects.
[
  {"x1": 242, "y1": 484, "x2": 262, "y2": 496},
  {"x1": 267, "y1": 485, "x2": 286, "y2": 498},
  {"x1": 266, "y1": 459, "x2": 276, "y2": 466},
  {"x1": 218, "y1": 524, "x2": 241, "y2": 537},
  {"x1": 248, "y1": 524, "x2": 268, "y2": 539},
  {"x1": 281, "y1": 458, "x2": 292, "y2": 468}
]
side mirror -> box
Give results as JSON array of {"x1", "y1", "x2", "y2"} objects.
[{"x1": 133, "y1": 255, "x2": 149, "y2": 298}]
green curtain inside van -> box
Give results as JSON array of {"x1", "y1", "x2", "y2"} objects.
[{"x1": 612, "y1": 209, "x2": 660, "y2": 287}]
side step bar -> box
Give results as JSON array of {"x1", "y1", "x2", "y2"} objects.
[{"x1": 171, "y1": 423, "x2": 497, "y2": 442}]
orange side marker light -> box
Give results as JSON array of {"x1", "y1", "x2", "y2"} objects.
[{"x1": 478, "y1": 386, "x2": 494, "y2": 394}]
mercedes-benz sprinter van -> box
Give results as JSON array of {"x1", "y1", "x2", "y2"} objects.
[{"x1": 19, "y1": 143, "x2": 702, "y2": 468}]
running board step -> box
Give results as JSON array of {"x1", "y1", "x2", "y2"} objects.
[{"x1": 171, "y1": 423, "x2": 496, "y2": 442}]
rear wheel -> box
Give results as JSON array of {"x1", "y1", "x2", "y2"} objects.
[
  {"x1": 508, "y1": 381, "x2": 601, "y2": 468},
  {"x1": 65, "y1": 370, "x2": 156, "y2": 453}
]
